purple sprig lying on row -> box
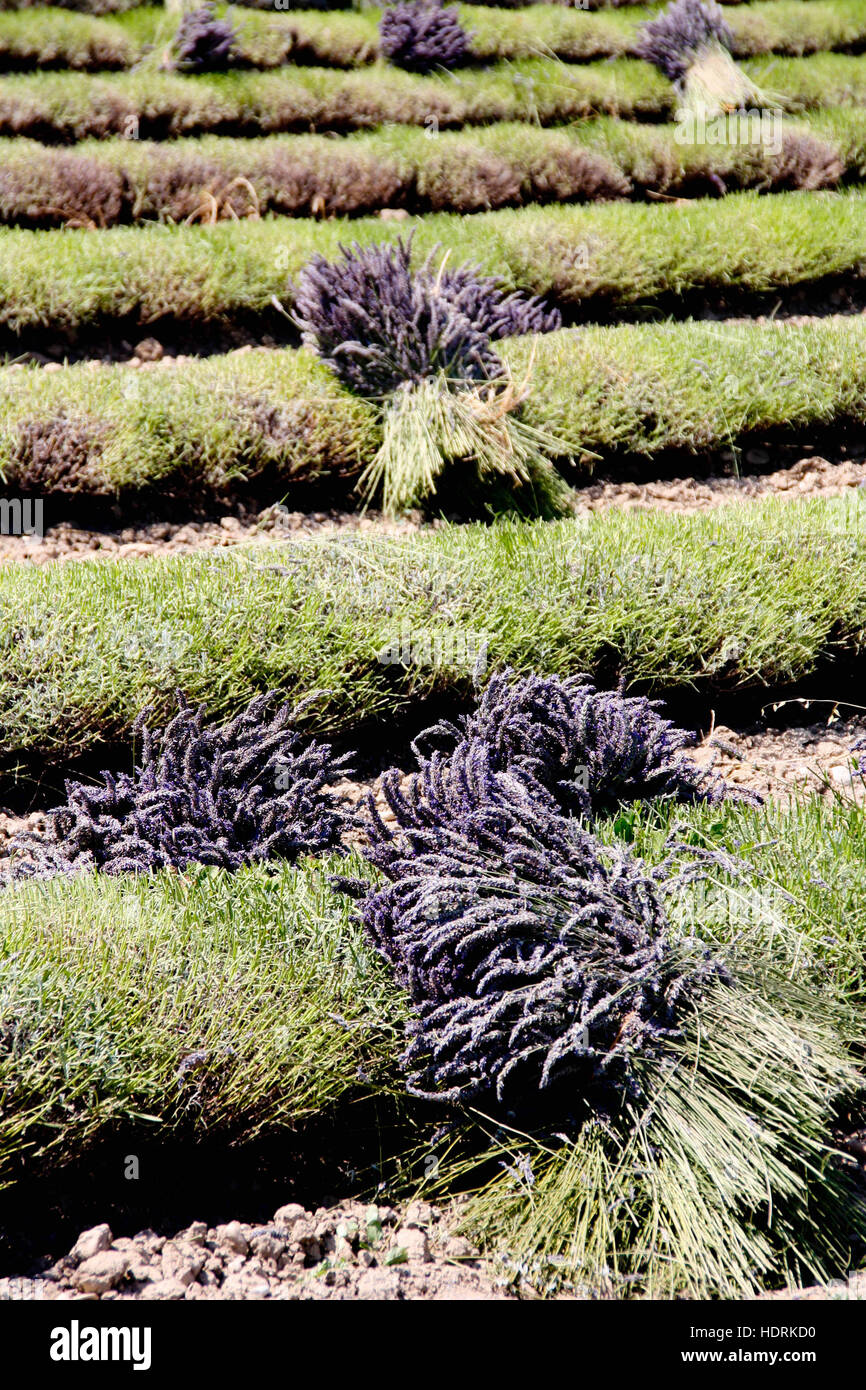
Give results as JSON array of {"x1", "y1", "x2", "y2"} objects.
[
  {"x1": 174, "y1": 3, "x2": 237, "y2": 72},
  {"x1": 379, "y1": 0, "x2": 472, "y2": 74},
  {"x1": 8, "y1": 692, "x2": 350, "y2": 879},
  {"x1": 361, "y1": 790, "x2": 729, "y2": 1105},
  {"x1": 294, "y1": 237, "x2": 561, "y2": 400},
  {"x1": 362, "y1": 671, "x2": 751, "y2": 874},
  {"x1": 635, "y1": 0, "x2": 733, "y2": 83}
]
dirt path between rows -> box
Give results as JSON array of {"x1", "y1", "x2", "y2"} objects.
[{"x1": 1, "y1": 452, "x2": 865, "y2": 567}]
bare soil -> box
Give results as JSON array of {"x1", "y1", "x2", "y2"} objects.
[
  {"x1": 2, "y1": 452, "x2": 865, "y2": 567},
  {"x1": 0, "y1": 1201, "x2": 515, "y2": 1303}
]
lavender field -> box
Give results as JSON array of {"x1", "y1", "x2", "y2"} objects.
[{"x1": 0, "y1": 0, "x2": 865, "y2": 1324}]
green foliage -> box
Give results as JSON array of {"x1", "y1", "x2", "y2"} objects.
[{"x1": 0, "y1": 854, "x2": 401, "y2": 1190}]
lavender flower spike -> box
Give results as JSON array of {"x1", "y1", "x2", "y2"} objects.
[
  {"x1": 6, "y1": 691, "x2": 350, "y2": 880},
  {"x1": 293, "y1": 237, "x2": 560, "y2": 400},
  {"x1": 361, "y1": 670, "x2": 754, "y2": 875},
  {"x1": 360, "y1": 796, "x2": 728, "y2": 1106},
  {"x1": 635, "y1": 0, "x2": 733, "y2": 85}
]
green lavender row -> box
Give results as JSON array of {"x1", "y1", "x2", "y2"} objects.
[
  {"x1": 0, "y1": 2, "x2": 862, "y2": 73},
  {"x1": 0, "y1": 189, "x2": 861, "y2": 335},
  {"x1": 1, "y1": 52, "x2": 863, "y2": 139},
  {"x1": 0, "y1": 495, "x2": 864, "y2": 769},
  {"x1": 1, "y1": 110, "x2": 859, "y2": 229},
  {"x1": 2, "y1": 317, "x2": 866, "y2": 496}
]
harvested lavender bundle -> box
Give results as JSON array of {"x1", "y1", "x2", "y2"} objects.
[
  {"x1": 7, "y1": 692, "x2": 349, "y2": 879},
  {"x1": 172, "y1": 3, "x2": 237, "y2": 71},
  {"x1": 379, "y1": 0, "x2": 472, "y2": 74},
  {"x1": 635, "y1": 0, "x2": 733, "y2": 85},
  {"x1": 635, "y1": 0, "x2": 768, "y2": 118},
  {"x1": 293, "y1": 237, "x2": 570, "y2": 516},
  {"x1": 439, "y1": 669, "x2": 746, "y2": 814},
  {"x1": 361, "y1": 795, "x2": 728, "y2": 1105},
  {"x1": 295, "y1": 238, "x2": 502, "y2": 399},
  {"x1": 294, "y1": 238, "x2": 560, "y2": 399},
  {"x1": 362, "y1": 670, "x2": 749, "y2": 873}
]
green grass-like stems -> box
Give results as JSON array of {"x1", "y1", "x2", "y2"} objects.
[
  {"x1": 1, "y1": 2, "x2": 864, "y2": 73},
  {"x1": 0, "y1": 853, "x2": 403, "y2": 1192},
  {"x1": 4, "y1": 317, "x2": 866, "y2": 497},
  {"x1": 0, "y1": 187, "x2": 863, "y2": 336},
  {"x1": 1, "y1": 51, "x2": 864, "y2": 139},
  {"x1": 453, "y1": 979, "x2": 864, "y2": 1297},
  {"x1": 0, "y1": 494, "x2": 865, "y2": 773},
  {"x1": 358, "y1": 372, "x2": 575, "y2": 518}
]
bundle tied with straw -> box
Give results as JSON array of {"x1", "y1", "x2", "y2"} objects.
[
  {"x1": 635, "y1": 0, "x2": 771, "y2": 119},
  {"x1": 292, "y1": 237, "x2": 574, "y2": 517},
  {"x1": 348, "y1": 670, "x2": 865, "y2": 1297}
]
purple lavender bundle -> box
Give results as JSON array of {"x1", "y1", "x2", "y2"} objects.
[
  {"x1": 635, "y1": 0, "x2": 772, "y2": 118},
  {"x1": 361, "y1": 796, "x2": 727, "y2": 1104},
  {"x1": 362, "y1": 670, "x2": 746, "y2": 874},
  {"x1": 379, "y1": 0, "x2": 472, "y2": 74},
  {"x1": 635, "y1": 0, "x2": 733, "y2": 84},
  {"x1": 7, "y1": 692, "x2": 349, "y2": 879},
  {"x1": 293, "y1": 237, "x2": 560, "y2": 400},
  {"x1": 293, "y1": 238, "x2": 567, "y2": 514},
  {"x1": 450, "y1": 669, "x2": 737, "y2": 814},
  {"x1": 173, "y1": 3, "x2": 237, "y2": 71}
]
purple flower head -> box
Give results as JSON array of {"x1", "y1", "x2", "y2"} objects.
[
  {"x1": 7, "y1": 691, "x2": 350, "y2": 879},
  {"x1": 174, "y1": 3, "x2": 237, "y2": 71},
  {"x1": 635, "y1": 0, "x2": 733, "y2": 84},
  {"x1": 379, "y1": 0, "x2": 472, "y2": 74},
  {"x1": 293, "y1": 237, "x2": 560, "y2": 400},
  {"x1": 360, "y1": 796, "x2": 728, "y2": 1106},
  {"x1": 361, "y1": 670, "x2": 752, "y2": 877}
]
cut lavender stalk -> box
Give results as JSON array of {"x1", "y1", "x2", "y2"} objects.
[
  {"x1": 360, "y1": 794, "x2": 728, "y2": 1106},
  {"x1": 635, "y1": 0, "x2": 770, "y2": 118},
  {"x1": 6, "y1": 691, "x2": 350, "y2": 879},
  {"x1": 635, "y1": 0, "x2": 734, "y2": 86},
  {"x1": 294, "y1": 237, "x2": 560, "y2": 399},
  {"x1": 362, "y1": 669, "x2": 754, "y2": 875}
]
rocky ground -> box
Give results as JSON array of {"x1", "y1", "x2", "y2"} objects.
[
  {"x1": 3, "y1": 1198, "x2": 864, "y2": 1302},
  {"x1": 692, "y1": 712, "x2": 866, "y2": 803},
  {"x1": 0, "y1": 1202, "x2": 514, "y2": 1303},
  {"x1": 1, "y1": 447, "x2": 865, "y2": 569}
]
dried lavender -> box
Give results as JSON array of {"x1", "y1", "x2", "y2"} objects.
[
  {"x1": 634, "y1": 0, "x2": 733, "y2": 84},
  {"x1": 7, "y1": 692, "x2": 350, "y2": 879},
  {"x1": 174, "y1": 3, "x2": 237, "y2": 71},
  {"x1": 293, "y1": 237, "x2": 560, "y2": 400},
  {"x1": 379, "y1": 0, "x2": 472, "y2": 74},
  {"x1": 362, "y1": 671, "x2": 747, "y2": 875},
  {"x1": 634, "y1": 0, "x2": 770, "y2": 117},
  {"x1": 453, "y1": 670, "x2": 742, "y2": 815},
  {"x1": 361, "y1": 795, "x2": 728, "y2": 1105}
]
